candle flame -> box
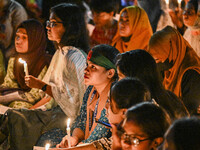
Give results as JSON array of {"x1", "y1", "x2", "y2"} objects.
[
  {"x1": 178, "y1": 0, "x2": 181, "y2": 4},
  {"x1": 165, "y1": 0, "x2": 169, "y2": 5},
  {"x1": 18, "y1": 58, "x2": 26, "y2": 65},
  {"x1": 67, "y1": 118, "x2": 71, "y2": 128},
  {"x1": 45, "y1": 143, "x2": 50, "y2": 150}
]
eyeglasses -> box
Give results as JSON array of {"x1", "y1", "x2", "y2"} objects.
[
  {"x1": 117, "y1": 126, "x2": 151, "y2": 146},
  {"x1": 46, "y1": 20, "x2": 63, "y2": 28}
]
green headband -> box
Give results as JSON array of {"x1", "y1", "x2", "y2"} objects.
[{"x1": 87, "y1": 50, "x2": 117, "y2": 71}]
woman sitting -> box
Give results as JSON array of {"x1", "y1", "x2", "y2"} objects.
[
  {"x1": 54, "y1": 77, "x2": 151, "y2": 150},
  {"x1": 112, "y1": 102, "x2": 171, "y2": 150},
  {"x1": 3, "y1": 3, "x2": 89, "y2": 150},
  {"x1": 116, "y1": 49, "x2": 189, "y2": 121},
  {"x1": 147, "y1": 26, "x2": 200, "y2": 115},
  {"x1": 0, "y1": 19, "x2": 51, "y2": 108},
  {"x1": 56, "y1": 44, "x2": 119, "y2": 148},
  {"x1": 112, "y1": 6, "x2": 153, "y2": 53}
]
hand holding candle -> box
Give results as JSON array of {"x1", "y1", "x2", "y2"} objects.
[
  {"x1": 66, "y1": 118, "x2": 71, "y2": 148},
  {"x1": 178, "y1": 0, "x2": 181, "y2": 9},
  {"x1": 165, "y1": 0, "x2": 169, "y2": 9},
  {"x1": 19, "y1": 58, "x2": 29, "y2": 76}
]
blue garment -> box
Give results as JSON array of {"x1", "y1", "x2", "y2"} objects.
[{"x1": 71, "y1": 86, "x2": 112, "y2": 143}]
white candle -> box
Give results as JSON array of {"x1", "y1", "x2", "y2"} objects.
[
  {"x1": 18, "y1": 58, "x2": 29, "y2": 76},
  {"x1": 66, "y1": 118, "x2": 71, "y2": 148},
  {"x1": 178, "y1": 0, "x2": 181, "y2": 8},
  {"x1": 45, "y1": 143, "x2": 50, "y2": 150},
  {"x1": 165, "y1": 0, "x2": 169, "y2": 9}
]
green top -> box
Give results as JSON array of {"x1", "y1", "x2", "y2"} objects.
[{"x1": 1, "y1": 57, "x2": 48, "y2": 108}]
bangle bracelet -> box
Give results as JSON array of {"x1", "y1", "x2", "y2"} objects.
[{"x1": 41, "y1": 84, "x2": 48, "y2": 91}]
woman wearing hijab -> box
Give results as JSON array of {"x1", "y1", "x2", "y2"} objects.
[
  {"x1": 112, "y1": 6, "x2": 153, "y2": 53},
  {"x1": 147, "y1": 26, "x2": 200, "y2": 115},
  {"x1": 0, "y1": 19, "x2": 51, "y2": 108},
  {"x1": 0, "y1": 3, "x2": 88, "y2": 150}
]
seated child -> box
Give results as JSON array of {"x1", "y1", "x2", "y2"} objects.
[{"x1": 89, "y1": 0, "x2": 118, "y2": 47}]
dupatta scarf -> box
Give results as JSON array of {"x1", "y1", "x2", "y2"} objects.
[
  {"x1": 112, "y1": 6, "x2": 153, "y2": 53},
  {"x1": 147, "y1": 26, "x2": 200, "y2": 97},
  {"x1": 14, "y1": 19, "x2": 51, "y2": 91}
]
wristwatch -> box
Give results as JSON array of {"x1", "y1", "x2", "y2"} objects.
[{"x1": 41, "y1": 84, "x2": 48, "y2": 91}]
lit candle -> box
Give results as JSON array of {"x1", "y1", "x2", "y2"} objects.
[
  {"x1": 18, "y1": 58, "x2": 29, "y2": 76},
  {"x1": 45, "y1": 143, "x2": 50, "y2": 150},
  {"x1": 165, "y1": 0, "x2": 169, "y2": 9},
  {"x1": 66, "y1": 118, "x2": 71, "y2": 148},
  {"x1": 178, "y1": 0, "x2": 181, "y2": 8}
]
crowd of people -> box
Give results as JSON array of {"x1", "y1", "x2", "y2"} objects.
[{"x1": 0, "y1": 0, "x2": 200, "y2": 150}]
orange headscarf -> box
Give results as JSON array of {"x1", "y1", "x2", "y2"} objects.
[
  {"x1": 147, "y1": 26, "x2": 200, "y2": 97},
  {"x1": 112, "y1": 6, "x2": 153, "y2": 53}
]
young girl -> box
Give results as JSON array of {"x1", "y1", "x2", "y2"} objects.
[
  {"x1": 112, "y1": 102, "x2": 171, "y2": 150},
  {"x1": 57, "y1": 44, "x2": 119, "y2": 148}
]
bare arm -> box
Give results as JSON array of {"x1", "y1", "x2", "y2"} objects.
[
  {"x1": 25, "y1": 75, "x2": 53, "y2": 97},
  {"x1": 29, "y1": 96, "x2": 51, "y2": 109},
  {"x1": 52, "y1": 143, "x2": 96, "y2": 150},
  {"x1": 56, "y1": 128, "x2": 85, "y2": 148}
]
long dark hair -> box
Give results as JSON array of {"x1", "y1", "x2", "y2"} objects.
[
  {"x1": 125, "y1": 102, "x2": 171, "y2": 139},
  {"x1": 111, "y1": 77, "x2": 151, "y2": 109},
  {"x1": 91, "y1": 44, "x2": 119, "y2": 80},
  {"x1": 165, "y1": 117, "x2": 200, "y2": 150},
  {"x1": 116, "y1": 50, "x2": 189, "y2": 121},
  {"x1": 50, "y1": 3, "x2": 89, "y2": 53}
]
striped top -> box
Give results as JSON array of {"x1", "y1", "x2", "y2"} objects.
[{"x1": 42, "y1": 46, "x2": 87, "y2": 121}]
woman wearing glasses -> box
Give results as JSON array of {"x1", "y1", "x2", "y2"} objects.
[
  {"x1": 112, "y1": 102, "x2": 171, "y2": 150},
  {"x1": 53, "y1": 77, "x2": 151, "y2": 150},
  {"x1": 3, "y1": 3, "x2": 89, "y2": 150}
]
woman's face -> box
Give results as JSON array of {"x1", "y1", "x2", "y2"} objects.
[
  {"x1": 117, "y1": 67, "x2": 126, "y2": 81},
  {"x1": 107, "y1": 99, "x2": 125, "y2": 125},
  {"x1": 120, "y1": 121, "x2": 153, "y2": 150},
  {"x1": 162, "y1": 130, "x2": 176, "y2": 150},
  {"x1": 84, "y1": 60, "x2": 110, "y2": 86},
  {"x1": 119, "y1": 11, "x2": 131, "y2": 37},
  {"x1": 15, "y1": 28, "x2": 28, "y2": 53},
  {"x1": 183, "y1": 3, "x2": 198, "y2": 27},
  {"x1": 46, "y1": 12, "x2": 66, "y2": 44}
]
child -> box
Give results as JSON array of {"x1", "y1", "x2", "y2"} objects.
[{"x1": 89, "y1": 0, "x2": 118, "y2": 47}]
